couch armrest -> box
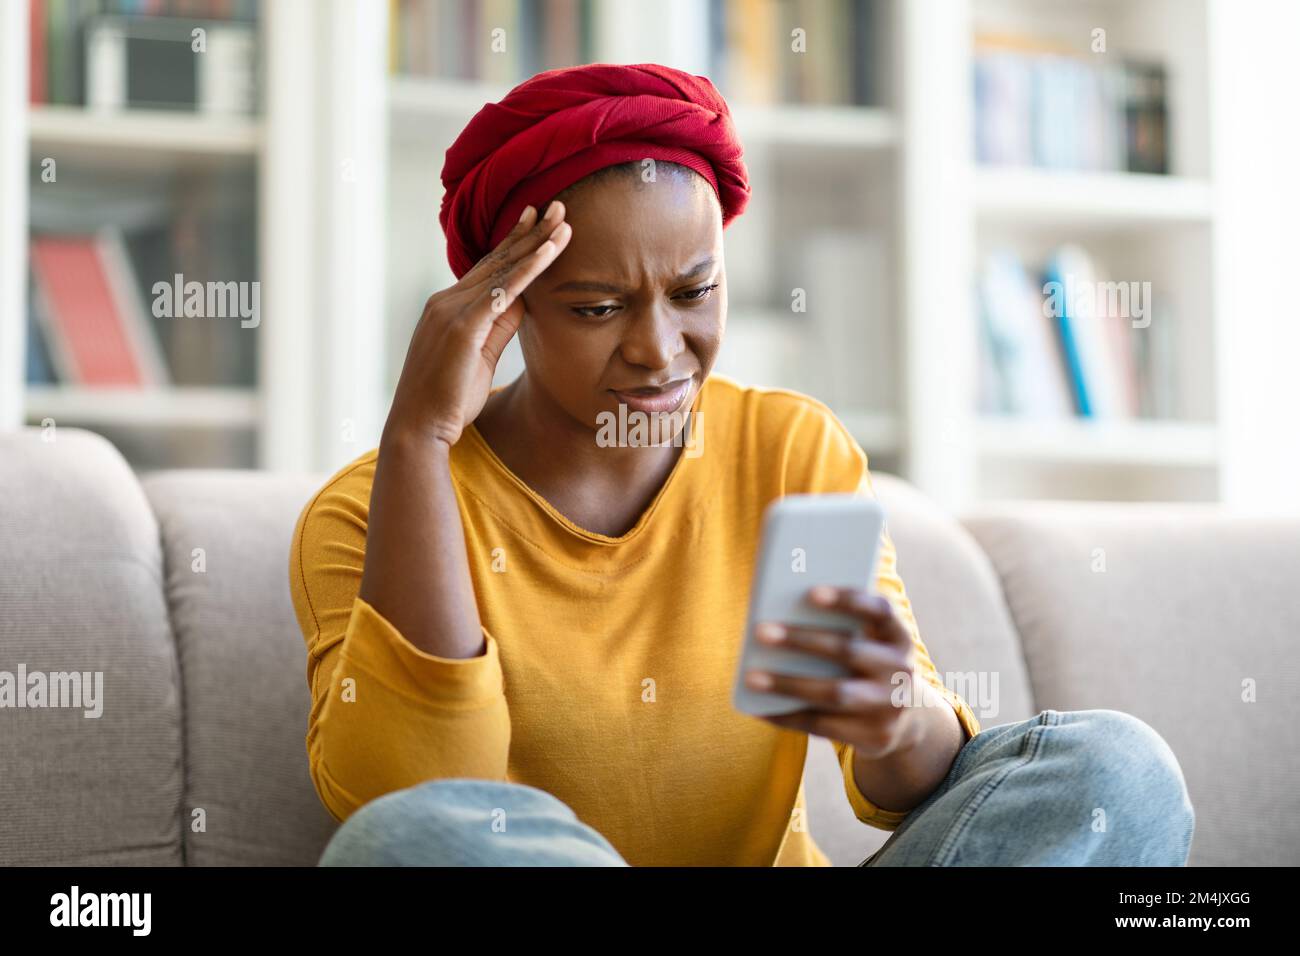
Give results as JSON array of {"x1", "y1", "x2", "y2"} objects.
[{"x1": 0, "y1": 427, "x2": 183, "y2": 865}]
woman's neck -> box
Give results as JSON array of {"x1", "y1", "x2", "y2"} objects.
[{"x1": 473, "y1": 374, "x2": 684, "y2": 537}]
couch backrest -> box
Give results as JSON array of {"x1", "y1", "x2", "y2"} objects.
[
  {"x1": 964, "y1": 503, "x2": 1300, "y2": 867},
  {"x1": 141, "y1": 469, "x2": 335, "y2": 865},
  {"x1": 26, "y1": 429, "x2": 1290, "y2": 867},
  {"x1": 0, "y1": 428, "x2": 183, "y2": 865},
  {"x1": 1, "y1": 428, "x2": 1035, "y2": 866}
]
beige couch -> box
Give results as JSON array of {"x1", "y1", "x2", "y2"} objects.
[{"x1": 1, "y1": 427, "x2": 1295, "y2": 866}]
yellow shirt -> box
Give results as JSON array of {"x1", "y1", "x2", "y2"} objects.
[{"x1": 289, "y1": 373, "x2": 981, "y2": 866}]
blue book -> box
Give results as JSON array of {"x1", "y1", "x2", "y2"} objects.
[
  {"x1": 1042, "y1": 255, "x2": 1092, "y2": 416},
  {"x1": 26, "y1": 273, "x2": 57, "y2": 385}
]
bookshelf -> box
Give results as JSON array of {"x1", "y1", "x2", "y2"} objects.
[
  {"x1": 960, "y1": 0, "x2": 1226, "y2": 505},
  {"x1": 1, "y1": 1, "x2": 264, "y2": 467},
  {"x1": 24, "y1": 384, "x2": 259, "y2": 428},
  {"x1": 3, "y1": 0, "x2": 1296, "y2": 509},
  {"x1": 384, "y1": 0, "x2": 907, "y2": 473},
  {"x1": 29, "y1": 103, "x2": 263, "y2": 164},
  {"x1": 379, "y1": 0, "x2": 1254, "y2": 506},
  {"x1": 973, "y1": 168, "x2": 1214, "y2": 228},
  {"x1": 0, "y1": 0, "x2": 388, "y2": 471},
  {"x1": 0, "y1": 2, "x2": 22, "y2": 442}
]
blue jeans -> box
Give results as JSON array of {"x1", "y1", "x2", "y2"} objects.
[{"x1": 317, "y1": 708, "x2": 1195, "y2": 866}]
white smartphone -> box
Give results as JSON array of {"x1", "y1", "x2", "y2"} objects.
[{"x1": 733, "y1": 494, "x2": 887, "y2": 717}]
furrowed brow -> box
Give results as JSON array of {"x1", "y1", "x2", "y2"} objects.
[
  {"x1": 672, "y1": 257, "x2": 718, "y2": 285},
  {"x1": 550, "y1": 257, "x2": 718, "y2": 295}
]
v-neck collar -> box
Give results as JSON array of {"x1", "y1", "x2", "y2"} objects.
[{"x1": 460, "y1": 379, "x2": 710, "y2": 549}]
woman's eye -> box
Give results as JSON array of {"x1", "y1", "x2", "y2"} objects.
[
  {"x1": 570, "y1": 283, "x2": 718, "y2": 317},
  {"x1": 676, "y1": 283, "x2": 720, "y2": 302},
  {"x1": 572, "y1": 304, "x2": 619, "y2": 318}
]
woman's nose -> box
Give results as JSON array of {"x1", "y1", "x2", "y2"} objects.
[{"x1": 617, "y1": 304, "x2": 683, "y2": 370}]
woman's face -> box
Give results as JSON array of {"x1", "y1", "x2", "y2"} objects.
[{"x1": 517, "y1": 168, "x2": 726, "y2": 435}]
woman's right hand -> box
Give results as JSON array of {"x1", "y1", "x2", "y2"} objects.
[{"x1": 385, "y1": 200, "x2": 572, "y2": 448}]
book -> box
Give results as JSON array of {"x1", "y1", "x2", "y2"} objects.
[
  {"x1": 36, "y1": 0, "x2": 261, "y2": 107},
  {"x1": 977, "y1": 249, "x2": 1072, "y2": 418},
  {"x1": 974, "y1": 50, "x2": 1034, "y2": 166},
  {"x1": 979, "y1": 245, "x2": 1162, "y2": 422},
  {"x1": 386, "y1": 1, "x2": 668, "y2": 89},
  {"x1": 1042, "y1": 245, "x2": 1129, "y2": 419},
  {"x1": 29, "y1": 229, "x2": 170, "y2": 388},
  {"x1": 974, "y1": 32, "x2": 1170, "y2": 174},
  {"x1": 479, "y1": 0, "x2": 519, "y2": 86},
  {"x1": 1133, "y1": 300, "x2": 1178, "y2": 419},
  {"x1": 1124, "y1": 60, "x2": 1169, "y2": 175},
  {"x1": 26, "y1": 272, "x2": 58, "y2": 385},
  {"x1": 29, "y1": 0, "x2": 47, "y2": 105},
  {"x1": 697, "y1": 0, "x2": 878, "y2": 106}
]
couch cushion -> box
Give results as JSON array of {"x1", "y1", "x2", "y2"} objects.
[
  {"x1": 962, "y1": 502, "x2": 1300, "y2": 866},
  {"x1": 805, "y1": 472, "x2": 1036, "y2": 865},
  {"x1": 0, "y1": 428, "x2": 182, "y2": 865},
  {"x1": 142, "y1": 470, "x2": 336, "y2": 865}
]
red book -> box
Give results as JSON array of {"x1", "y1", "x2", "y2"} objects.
[
  {"x1": 29, "y1": 231, "x2": 168, "y2": 388},
  {"x1": 29, "y1": 0, "x2": 46, "y2": 105}
]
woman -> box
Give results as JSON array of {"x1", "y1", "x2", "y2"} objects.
[{"x1": 290, "y1": 63, "x2": 1194, "y2": 866}]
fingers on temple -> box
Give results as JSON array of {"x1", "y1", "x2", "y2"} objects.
[
  {"x1": 464, "y1": 201, "x2": 568, "y2": 288},
  {"x1": 472, "y1": 219, "x2": 571, "y2": 319}
]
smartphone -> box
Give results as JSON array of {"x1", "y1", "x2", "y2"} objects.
[{"x1": 733, "y1": 494, "x2": 886, "y2": 717}]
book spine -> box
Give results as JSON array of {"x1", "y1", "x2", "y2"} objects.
[
  {"x1": 1042, "y1": 258, "x2": 1092, "y2": 416},
  {"x1": 30, "y1": 0, "x2": 48, "y2": 105},
  {"x1": 97, "y1": 227, "x2": 170, "y2": 387},
  {"x1": 975, "y1": 37, "x2": 1169, "y2": 174},
  {"x1": 26, "y1": 269, "x2": 58, "y2": 385}
]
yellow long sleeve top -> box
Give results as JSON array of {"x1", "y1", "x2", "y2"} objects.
[{"x1": 289, "y1": 373, "x2": 981, "y2": 866}]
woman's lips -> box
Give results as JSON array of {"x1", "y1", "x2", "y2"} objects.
[{"x1": 610, "y1": 378, "x2": 693, "y2": 414}]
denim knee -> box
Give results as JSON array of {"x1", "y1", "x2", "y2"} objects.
[
  {"x1": 319, "y1": 777, "x2": 617, "y2": 866},
  {"x1": 321, "y1": 778, "x2": 543, "y2": 866},
  {"x1": 1068, "y1": 709, "x2": 1195, "y2": 851}
]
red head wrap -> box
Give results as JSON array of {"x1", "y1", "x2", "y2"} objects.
[{"x1": 438, "y1": 62, "x2": 751, "y2": 279}]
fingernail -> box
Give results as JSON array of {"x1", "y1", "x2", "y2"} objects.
[
  {"x1": 518, "y1": 205, "x2": 534, "y2": 224},
  {"x1": 746, "y1": 670, "x2": 773, "y2": 690},
  {"x1": 756, "y1": 622, "x2": 785, "y2": 643},
  {"x1": 810, "y1": 586, "x2": 837, "y2": 604}
]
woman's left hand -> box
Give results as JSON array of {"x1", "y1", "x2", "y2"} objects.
[{"x1": 747, "y1": 585, "x2": 925, "y2": 760}]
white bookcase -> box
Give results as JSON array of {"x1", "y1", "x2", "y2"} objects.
[
  {"x1": 961, "y1": 0, "x2": 1224, "y2": 506},
  {"x1": 379, "y1": 0, "x2": 1248, "y2": 510},
  {"x1": 3, "y1": 0, "x2": 1297, "y2": 511},
  {"x1": 385, "y1": 1, "x2": 910, "y2": 482},
  {"x1": 0, "y1": 0, "x2": 388, "y2": 473}
]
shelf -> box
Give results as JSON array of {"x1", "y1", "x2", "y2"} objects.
[
  {"x1": 975, "y1": 167, "x2": 1214, "y2": 229},
  {"x1": 25, "y1": 386, "x2": 259, "y2": 429},
  {"x1": 731, "y1": 104, "x2": 897, "y2": 149},
  {"x1": 388, "y1": 76, "x2": 897, "y2": 150},
  {"x1": 29, "y1": 105, "x2": 262, "y2": 169},
  {"x1": 388, "y1": 76, "x2": 507, "y2": 139},
  {"x1": 976, "y1": 416, "x2": 1218, "y2": 467}
]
